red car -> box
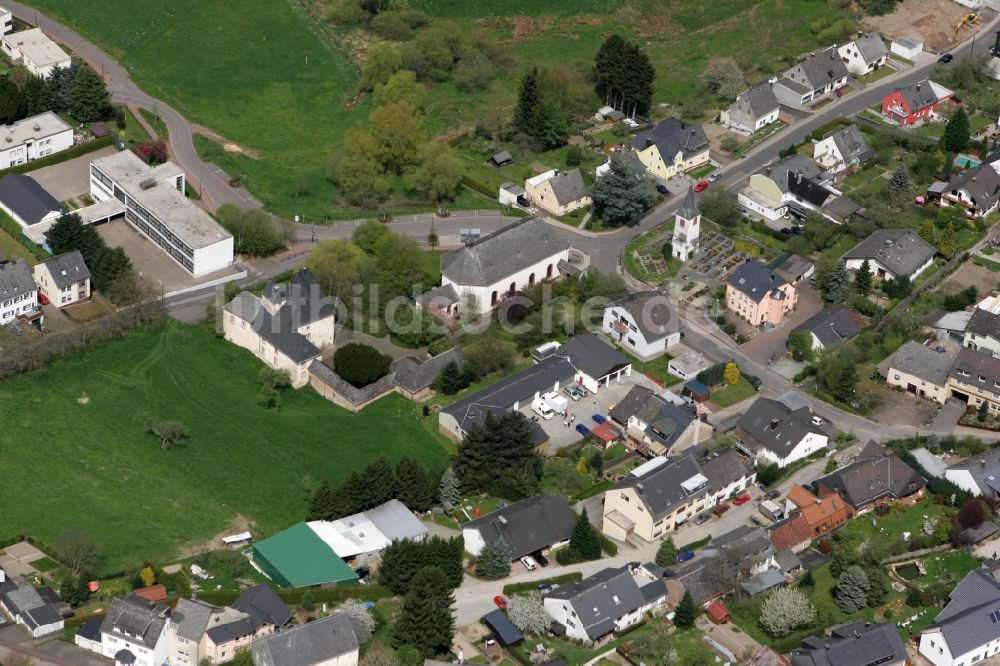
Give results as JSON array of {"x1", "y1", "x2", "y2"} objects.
[
  {"x1": 713, "y1": 503, "x2": 730, "y2": 516},
  {"x1": 733, "y1": 493, "x2": 752, "y2": 506},
  {"x1": 493, "y1": 595, "x2": 507, "y2": 610},
  {"x1": 693, "y1": 180, "x2": 709, "y2": 193},
  {"x1": 38, "y1": 292, "x2": 50, "y2": 305}
]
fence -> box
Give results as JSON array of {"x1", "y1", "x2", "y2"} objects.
[{"x1": 881, "y1": 544, "x2": 953, "y2": 564}]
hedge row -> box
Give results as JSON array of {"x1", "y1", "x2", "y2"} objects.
[
  {"x1": 597, "y1": 531, "x2": 618, "y2": 557},
  {"x1": 502, "y1": 571, "x2": 582, "y2": 596},
  {"x1": 195, "y1": 582, "x2": 394, "y2": 607},
  {"x1": 460, "y1": 175, "x2": 495, "y2": 198},
  {"x1": 677, "y1": 534, "x2": 711, "y2": 552},
  {"x1": 0, "y1": 135, "x2": 114, "y2": 179}
]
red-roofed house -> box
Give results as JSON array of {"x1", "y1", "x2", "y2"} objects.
[
  {"x1": 788, "y1": 485, "x2": 854, "y2": 538},
  {"x1": 133, "y1": 584, "x2": 168, "y2": 602},
  {"x1": 768, "y1": 514, "x2": 812, "y2": 553},
  {"x1": 881, "y1": 78, "x2": 954, "y2": 127}
]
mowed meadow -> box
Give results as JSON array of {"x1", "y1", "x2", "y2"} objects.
[{"x1": 0, "y1": 321, "x2": 449, "y2": 571}]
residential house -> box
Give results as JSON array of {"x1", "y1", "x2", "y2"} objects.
[
  {"x1": 815, "y1": 441, "x2": 926, "y2": 514},
  {"x1": 813, "y1": 125, "x2": 874, "y2": 173},
  {"x1": 880, "y1": 340, "x2": 954, "y2": 403},
  {"x1": 671, "y1": 187, "x2": 701, "y2": 261},
  {"x1": 630, "y1": 117, "x2": 710, "y2": 181},
  {"x1": 438, "y1": 217, "x2": 572, "y2": 315},
  {"x1": 668, "y1": 349, "x2": 710, "y2": 381},
  {"x1": 735, "y1": 397, "x2": 828, "y2": 468},
  {"x1": 602, "y1": 455, "x2": 713, "y2": 541},
  {"x1": 543, "y1": 566, "x2": 665, "y2": 642},
  {"x1": 0, "y1": 258, "x2": 38, "y2": 325},
  {"x1": 701, "y1": 450, "x2": 757, "y2": 503},
  {"x1": 939, "y1": 163, "x2": 1000, "y2": 218},
  {"x1": 232, "y1": 584, "x2": 293, "y2": 635},
  {"x1": 947, "y1": 347, "x2": 1000, "y2": 414},
  {"x1": 774, "y1": 254, "x2": 815, "y2": 285},
  {"x1": 837, "y1": 32, "x2": 889, "y2": 75},
  {"x1": 172, "y1": 597, "x2": 257, "y2": 666},
  {"x1": 792, "y1": 306, "x2": 862, "y2": 351},
  {"x1": 891, "y1": 36, "x2": 923, "y2": 60},
  {"x1": 606, "y1": 385, "x2": 706, "y2": 456},
  {"x1": 768, "y1": 514, "x2": 813, "y2": 553},
  {"x1": 439, "y1": 333, "x2": 630, "y2": 441},
  {"x1": 75, "y1": 618, "x2": 103, "y2": 653},
  {"x1": 737, "y1": 155, "x2": 838, "y2": 222},
  {"x1": 252, "y1": 613, "x2": 360, "y2": 666},
  {"x1": 0, "y1": 7, "x2": 11, "y2": 35},
  {"x1": 1, "y1": 28, "x2": 70, "y2": 78},
  {"x1": 773, "y1": 47, "x2": 849, "y2": 106},
  {"x1": 33, "y1": 250, "x2": 90, "y2": 307},
  {"x1": 944, "y1": 445, "x2": 1000, "y2": 499},
  {"x1": 919, "y1": 567, "x2": 1000, "y2": 666},
  {"x1": 726, "y1": 261, "x2": 797, "y2": 327},
  {"x1": 843, "y1": 228, "x2": 937, "y2": 281},
  {"x1": 0, "y1": 567, "x2": 64, "y2": 638},
  {"x1": 882, "y1": 78, "x2": 954, "y2": 126},
  {"x1": 792, "y1": 620, "x2": 906, "y2": 666},
  {"x1": 720, "y1": 82, "x2": 780, "y2": 135},
  {"x1": 462, "y1": 494, "x2": 575, "y2": 559},
  {"x1": 307, "y1": 499, "x2": 427, "y2": 568},
  {"x1": 100, "y1": 594, "x2": 172, "y2": 666},
  {"x1": 0, "y1": 172, "x2": 62, "y2": 228},
  {"x1": 524, "y1": 168, "x2": 591, "y2": 216},
  {"x1": 602, "y1": 291, "x2": 680, "y2": 360},
  {"x1": 0, "y1": 111, "x2": 73, "y2": 169},
  {"x1": 965, "y1": 307, "x2": 1000, "y2": 357},
  {"x1": 675, "y1": 526, "x2": 779, "y2": 603},
  {"x1": 223, "y1": 269, "x2": 335, "y2": 388},
  {"x1": 786, "y1": 485, "x2": 854, "y2": 538}
]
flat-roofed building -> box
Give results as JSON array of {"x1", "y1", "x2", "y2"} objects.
[
  {"x1": 1, "y1": 28, "x2": 70, "y2": 78},
  {"x1": 0, "y1": 7, "x2": 12, "y2": 36},
  {"x1": 89, "y1": 150, "x2": 233, "y2": 277},
  {"x1": 0, "y1": 111, "x2": 73, "y2": 169}
]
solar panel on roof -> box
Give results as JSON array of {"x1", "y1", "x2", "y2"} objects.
[{"x1": 990, "y1": 609, "x2": 1000, "y2": 623}]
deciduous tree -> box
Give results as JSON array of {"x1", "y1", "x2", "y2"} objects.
[
  {"x1": 371, "y1": 100, "x2": 422, "y2": 174},
  {"x1": 55, "y1": 528, "x2": 102, "y2": 576},
  {"x1": 404, "y1": 142, "x2": 463, "y2": 202},
  {"x1": 307, "y1": 239, "x2": 365, "y2": 300},
  {"x1": 373, "y1": 69, "x2": 424, "y2": 109},
  {"x1": 759, "y1": 587, "x2": 816, "y2": 637},
  {"x1": 699, "y1": 57, "x2": 744, "y2": 101},
  {"x1": 331, "y1": 128, "x2": 391, "y2": 206},
  {"x1": 361, "y1": 41, "x2": 403, "y2": 90},
  {"x1": 938, "y1": 224, "x2": 955, "y2": 259},
  {"x1": 337, "y1": 599, "x2": 376, "y2": 642},
  {"x1": 506, "y1": 593, "x2": 550, "y2": 635},
  {"x1": 145, "y1": 420, "x2": 190, "y2": 449},
  {"x1": 698, "y1": 188, "x2": 740, "y2": 227}
]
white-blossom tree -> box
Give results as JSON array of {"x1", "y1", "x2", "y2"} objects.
[
  {"x1": 759, "y1": 587, "x2": 816, "y2": 637},
  {"x1": 506, "y1": 593, "x2": 550, "y2": 635},
  {"x1": 337, "y1": 599, "x2": 376, "y2": 642}
]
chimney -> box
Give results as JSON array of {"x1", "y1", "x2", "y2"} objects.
[
  {"x1": 916, "y1": 83, "x2": 921, "y2": 92},
  {"x1": 854, "y1": 630, "x2": 861, "y2": 639},
  {"x1": 770, "y1": 417, "x2": 780, "y2": 429},
  {"x1": 865, "y1": 621, "x2": 871, "y2": 628},
  {"x1": 982, "y1": 459, "x2": 988, "y2": 468}
]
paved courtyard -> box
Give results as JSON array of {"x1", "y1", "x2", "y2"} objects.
[
  {"x1": 0, "y1": 542, "x2": 48, "y2": 578},
  {"x1": 26, "y1": 144, "x2": 118, "y2": 203},
  {"x1": 737, "y1": 282, "x2": 823, "y2": 367},
  {"x1": 870, "y1": 386, "x2": 940, "y2": 430}
]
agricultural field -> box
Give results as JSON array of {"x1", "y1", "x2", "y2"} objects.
[
  {"x1": 0, "y1": 321, "x2": 450, "y2": 572},
  {"x1": 24, "y1": 0, "x2": 850, "y2": 218}
]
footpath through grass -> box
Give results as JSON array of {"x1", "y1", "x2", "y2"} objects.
[{"x1": 0, "y1": 321, "x2": 450, "y2": 571}]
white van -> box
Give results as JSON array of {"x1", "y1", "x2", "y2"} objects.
[{"x1": 532, "y1": 398, "x2": 555, "y2": 420}]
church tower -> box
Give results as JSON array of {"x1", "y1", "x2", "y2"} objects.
[{"x1": 672, "y1": 186, "x2": 700, "y2": 261}]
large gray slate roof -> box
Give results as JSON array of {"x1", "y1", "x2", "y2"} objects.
[
  {"x1": 736, "y1": 397, "x2": 821, "y2": 459},
  {"x1": 924, "y1": 569, "x2": 1000, "y2": 659},
  {"x1": 39, "y1": 250, "x2": 90, "y2": 288},
  {"x1": 544, "y1": 567, "x2": 652, "y2": 641},
  {"x1": 0, "y1": 173, "x2": 61, "y2": 225},
  {"x1": 392, "y1": 347, "x2": 464, "y2": 393},
  {"x1": 631, "y1": 117, "x2": 708, "y2": 160},
  {"x1": 101, "y1": 594, "x2": 170, "y2": 649},
  {"x1": 0, "y1": 258, "x2": 36, "y2": 303},
  {"x1": 816, "y1": 441, "x2": 925, "y2": 510},
  {"x1": 843, "y1": 229, "x2": 936, "y2": 279},
  {"x1": 701, "y1": 450, "x2": 754, "y2": 494},
  {"x1": 546, "y1": 168, "x2": 588, "y2": 208},
  {"x1": 729, "y1": 82, "x2": 779, "y2": 123},
  {"x1": 464, "y1": 494, "x2": 575, "y2": 560},
  {"x1": 883, "y1": 340, "x2": 953, "y2": 386},
  {"x1": 950, "y1": 347, "x2": 1000, "y2": 391},
  {"x1": 760, "y1": 155, "x2": 823, "y2": 193},
  {"x1": 233, "y1": 584, "x2": 292, "y2": 629},
  {"x1": 948, "y1": 163, "x2": 1000, "y2": 214},
  {"x1": 967, "y1": 307, "x2": 1000, "y2": 340},
  {"x1": 728, "y1": 261, "x2": 789, "y2": 303},
  {"x1": 852, "y1": 32, "x2": 888, "y2": 64},
  {"x1": 792, "y1": 621, "x2": 905, "y2": 666},
  {"x1": 784, "y1": 46, "x2": 849, "y2": 91},
  {"x1": 829, "y1": 125, "x2": 874, "y2": 165},
  {"x1": 612, "y1": 454, "x2": 709, "y2": 520},
  {"x1": 792, "y1": 306, "x2": 861, "y2": 348},
  {"x1": 173, "y1": 598, "x2": 217, "y2": 642},
  {"x1": 439, "y1": 217, "x2": 569, "y2": 287},
  {"x1": 607, "y1": 290, "x2": 678, "y2": 343},
  {"x1": 252, "y1": 612, "x2": 359, "y2": 666}
]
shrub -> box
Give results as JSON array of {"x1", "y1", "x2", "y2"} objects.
[{"x1": 333, "y1": 343, "x2": 392, "y2": 388}]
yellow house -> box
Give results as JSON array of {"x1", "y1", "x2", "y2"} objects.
[
  {"x1": 524, "y1": 168, "x2": 591, "y2": 216},
  {"x1": 882, "y1": 340, "x2": 952, "y2": 404},
  {"x1": 630, "y1": 118, "x2": 710, "y2": 181}
]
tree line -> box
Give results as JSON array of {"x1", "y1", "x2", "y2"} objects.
[
  {"x1": 0, "y1": 61, "x2": 112, "y2": 125},
  {"x1": 46, "y1": 213, "x2": 145, "y2": 305},
  {"x1": 307, "y1": 454, "x2": 439, "y2": 520}
]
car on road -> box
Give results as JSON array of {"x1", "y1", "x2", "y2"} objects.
[
  {"x1": 677, "y1": 550, "x2": 695, "y2": 563},
  {"x1": 38, "y1": 292, "x2": 50, "y2": 305},
  {"x1": 764, "y1": 490, "x2": 781, "y2": 501},
  {"x1": 733, "y1": 493, "x2": 752, "y2": 506},
  {"x1": 693, "y1": 511, "x2": 712, "y2": 526},
  {"x1": 708, "y1": 172, "x2": 723, "y2": 183},
  {"x1": 693, "y1": 180, "x2": 709, "y2": 193},
  {"x1": 811, "y1": 415, "x2": 825, "y2": 426},
  {"x1": 520, "y1": 555, "x2": 538, "y2": 571},
  {"x1": 713, "y1": 503, "x2": 730, "y2": 516},
  {"x1": 533, "y1": 551, "x2": 549, "y2": 567},
  {"x1": 592, "y1": 413, "x2": 607, "y2": 425},
  {"x1": 656, "y1": 184, "x2": 670, "y2": 195},
  {"x1": 493, "y1": 595, "x2": 507, "y2": 610},
  {"x1": 938, "y1": 53, "x2": 954, "y2": 64}
]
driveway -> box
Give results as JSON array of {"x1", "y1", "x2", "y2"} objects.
[
  {"x1": 26, "y1": 144, "x2": 118, "y2": 203},
  {"x1": 737, "y1": 283, "x2": 823, "y2": 367},
  {"x1": 871, "y1": 387, "x2": 940, "y2": 429},
  {"x1": 929, "y1": 397, "x2": 967, "y2": 431}
]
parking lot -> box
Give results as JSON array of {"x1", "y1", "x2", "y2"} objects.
[
  {"x1": 526, "y1": 372, "x2": 663, "y2": 455},
  {"x1": 26, "y1": 144, "x2": 118, "y2": 203}
]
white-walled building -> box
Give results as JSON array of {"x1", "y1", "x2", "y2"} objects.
[
  {"x1": 813, "y1": 125, "x2": 874, "y2": 174},
  {"x1": 919, "y1": 567, "x2": 1000, "y2": 666},
  {"x1": 891, "y1": 36, "x2": 922, "y2": 60},
  {"x1": 0, "y1": 7, "x2": 12, "y2": 36},
  {"x1": 0, "y1": 111, "x2": 73, "y2": 169},
  {"x1": 837, "y1": 32, "x2": 889, "y2": 76},
  {"x1": 842, "y1": 229, "x2": 936, "y2": 282},
  {"x1": 439, "y1": 217, "x2": 571, "y2": 315},
  {"x1": 33, "y1": 250, "x2": 90, "y2": 307},
  {"x1": 252, "y1": 613, "x2": 360, "y2": 666},
  {"x1": 544, "y1": 567, "x2": 665, "y2": 642},
  {"x1": 89, "y1": 150, "x2": 233, "y2": 277},
  {"x1": 736, "y1": 397, "x2": 828, "y2": 468},
  {"x1": 672, "y1": 186, "x2": 700, "y2": 261},
  {"x1": 602, "y1": 290, "x2": 680, "y2": 360},
  {"x1": 524, "y1": 168, "x2": 590, "y2": 216},
  {"x1": 1, "y1": 28, "x2": 70, "y2": 78},
  {"x1": 0, "y1": 567, "x2": 64, "y2": 638},
  {"x1": 0, "y1": 258, "x2": 38, "y2": 325},
  {"x1": 100, "y1": 595, "x2": 172, "y2": 666},
  {"x1": 721, "y1": 82, "x2": 780, "y2": 135},
  {"x1": 631, "y1": 117, "x2": 710, "y2": 181}
]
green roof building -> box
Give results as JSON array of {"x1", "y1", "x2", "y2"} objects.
[{"x1": 252, "y1": 522, "x2": 359, "y2": 588}]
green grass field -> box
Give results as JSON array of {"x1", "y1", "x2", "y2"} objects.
[
  {"x1": 709, "y1": 378, "x2": 756, "y2": 408},
  {"x1": 0, "y1": 321, "x2": 450, "y2": 572}
]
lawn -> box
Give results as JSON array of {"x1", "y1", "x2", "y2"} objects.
[
  {"x1": 0, "y1": 214, "x2": 40, "y2": 265},
  {"x1": 974, "y1": 255, "x2": 1000, "y2": 272},
  {"x1": 708, "y1": 378, "x2": 756, "y2": 408},
  {"x1": 622, "y1": 350, "x2": 683, "y2": 388},
  {"x1": 0, "y1": 321, "x2": 451, "y2": 572}
]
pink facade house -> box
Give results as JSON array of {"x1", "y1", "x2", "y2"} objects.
[{"x1": 726, "y1": 261, "x2": 797, "y2": 327}]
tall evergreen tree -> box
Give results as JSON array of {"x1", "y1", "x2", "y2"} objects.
[
  {"x1": 944, "y1": 107, "x2": 970, "y2": 154},
  {"x1": 475, "y1": 536, "x2": 511, "y2": 579},
  {"x1": 887, "y1": 167, "x2": 913, "y2": 198},
  {"x1": 919, "y1": 218, "x2": 936, "y2": 244},
  {"x1": 513, "y1": 67, "x2": 542, "y2": 139},
  {"x1": 823, "y1": 262, "x2": 852, "y2": 304},
  {"x1": 568, "y1": 509, "x2": 601, "y2": 561},
  {"x1": 395, "y1": 456, "x2": 433, "y2": 512},
  {"x1": 454, "y1": 412, "x2": 541, "y2": 500},
  {"x1": 673, "y1": 590, "x2": 696, "y2": 629},
  {"x1": 46, "y1": 63, "x2": 78, "y2": 112},
  {"x1": 330, "y1": 471, "x2": 366, "y2": 518},
  {"x1": 393, "y1": 566, "x2": 455, "y2": 657},
  {"x1": 363, "y1": 455, "x2": 395, "y2": 508},
  {"x1": 655, "y1": 537, "x2": 678, "y2": 567},
  {"x1": 593, "y1": 34, "x2": 655, "y2": 115},
  {"x1": 68, "y1": 64, "x2": 110, "y2": 122},
  {"x1": 379, "y1": 539, "x2": 421, "y2": 594},
  {"x1": 438, "y1": 467, "x2": 461, "y2": 506},
  {"x1": 46, "y1": 213, "x2": 89, "y2": 255},
  {"x1": 92, "y1": 246, "x2": 133, "y2": 292},
  {"x1": 938, "y1": 224, "x2": 956, "y2": 259},
  {"x1": 590, "y1": 153, "x2": 654, "y2": 226},
  {"x1": 21, "y1": 76, "x2": 53, "y2": 116},
  {"x1": 307, "y1": 480, "x2": 336, "y2": 521},
  {"x1": 854, "y1": 259, "x2": 872, "y2": 297},
  {"x1": 0, "y1": 79, "x2": 26, "y2": 124}
]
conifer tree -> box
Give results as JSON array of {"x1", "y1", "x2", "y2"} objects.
[
  {"x1": 944, "y1": 107, "x2": 970, "y2": 153},
  {"x1": 475, "y1": 537, "x2": 511, "y2": 579},
  {"x1": 568, "y1": 509, "x2": 601, "y2": 561},
  {"x1": 393, "y1": 566, "x2": 455, "y2": 657},
  {"x1": 854, "y1": 259, "x2": 872, "y2": 297},
  {"x1": 438, "y1": 467, "x2": 461, "y2": 506},
  {"x1": 395, "y1": 456, "x2": 432, "y2": 512},
  {"x1": 307, "y1": 480, "x2": 336, "y2": 521},
  {"x1": 363, "y1": 455, "x2": 396, "y2": 508},
  {"x1": 673, "y1": 590, "x2": 696, "y2": 628}
]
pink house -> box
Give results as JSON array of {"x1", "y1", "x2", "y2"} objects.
[{"x1": 726, "y1": 261, "x2": 797, "y2": 327}]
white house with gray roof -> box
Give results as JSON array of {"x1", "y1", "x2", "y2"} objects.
[
  {"x1": 813, "y1": 125, "x2": 874, "y2": 174},
  {"x1": 881, "y1": 340, "x2": 954, "y2": 403},
  {"x1": 794, "y1": 620, "x2": 905, "y2": 666},
  {"x1": 602, "y1": 290, "x2": 680, "y2": 359},
  {"x1": 0, "y1": 257, "x2": 38, "y2": 325},
  {"x1": 919, "y1": 566, "x2": 1000, "y2": 666},
  {"x1": 735, "y1": 397, "x2": 827, "y2": 468},
  {"x1": 944, "y1": 444, "x2": 1000, "y2": 500},
  {"x1": 252, "y1": 612, "x2": 360, "y2": 666},
  {"x1": 0, "y1": 567, "x2": 64, "y2": 638},
  {"x1": 524, "y1": 168, "x2": 590, "y2": 216},
  {"x1": 0, "y1": 7, "x2": 11, "y2": 36},
  {"x1": 462, "y1": 494, "x2": 575, "y2": 559},
  {"x1": 721, "y1": 82, "x2": 780, "y2": 135},
  {"x1": 0, "y1": 111, "x2": 73, "y2": 169},
  {"x1": 837, "y1": 32, "x2": 889, "y2": 76},
  {"x1": 33, "y1": 250, "x2": 90, "y2": 307},
  {"x1": 607, "y1": 384, "x2": 706, "y2": 456},
  {"x1": 439, "y1": 217, "x2": 571, "y2": 315},
  {"x1": 791, "y1": 305, "x2": 861, "y2": 351},
  {"x1": 99, "y1": 594, "x2": 172, "y2": 666},
  {"x1": 738, "y1": 154, "x2": 831, "y2": 221},
  {"x1": 773, "y1": 46, "x2": 849, "y2": 107},
  {"x1": 940, "y1": 163, "x2": 1000, "y2": 219},
  {"x1": 843, "y1": 228, "x2": 936, "y2": 281},
  {"x1": 543, "y1": 566, "x2": 665, "y2": 642},
  {"x1": 0, "y1": 172, "x2": 62, "y2": 228}
]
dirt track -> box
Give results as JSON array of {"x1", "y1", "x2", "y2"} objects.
[{"x1": 865, "y1": 0, "x2": 994, "y2": 53}]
